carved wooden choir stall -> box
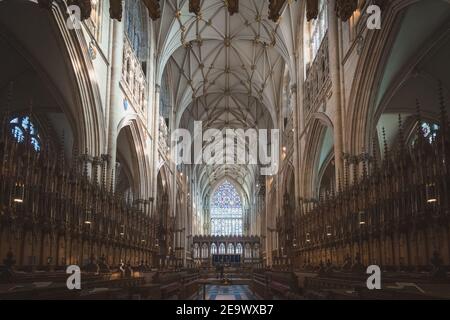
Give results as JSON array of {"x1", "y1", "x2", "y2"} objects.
[
  {"x1": 0, "y1": 108, "x2": 160, "y2": 272},
  {"x1": 277, "y1": 87, "x2": 450, "y2": 273}
]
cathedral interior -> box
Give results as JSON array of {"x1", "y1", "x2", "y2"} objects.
[{"x1": 1, "y1": 0, "x2": 450, "y2": 300}]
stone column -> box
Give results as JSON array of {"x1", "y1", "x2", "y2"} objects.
[
  {"x1": 291, "y1": 83, "x2": 300, "y2": 214},
  {"x1": 296, "y1": 46, "x2": 306, "y2": 198},
  {"x1": 328, "y1": 0, "x2": 345, "y2": 186},
  {"x1": 107, "y1": 15, "x2": 125, "y2": 190},
  {"x1": 151, "y1": 85, "x2": 161, "y2": 213},
  {"x1": 265, "y1": 193, "x2": 271, "y2": 266}
]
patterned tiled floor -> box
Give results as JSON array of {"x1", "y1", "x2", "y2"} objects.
[{"x1": 196, "y1": 285, "x2": 257, "y2": 300}]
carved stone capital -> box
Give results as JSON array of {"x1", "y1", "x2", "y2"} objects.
[
  {"x1": 92, "y1": 156, "x2": 103, "y2": 166},
  {"x1": 79, "y1": 153, "x2": 93, "y2": 163},
  {"x1": 109, "y1": 0, "x2": 123, "y2": 21},
  {"x1": 101, "y1": 154, "x2": 111, "y2": 164},
  {"x1": 336, "y1": 0, "x2": 359, "y2": 22}
]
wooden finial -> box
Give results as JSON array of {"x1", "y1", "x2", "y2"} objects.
[
  {"x1": 372, "y1": 137, "x2": 378, "y2": 170},
  {"x1": 382, "y1": 127, "x2": 389, "y2": 161},
  {"x1": 398, "y1": 114, "x2": 405, "y2": 153},
  {"x1": 110, "y1": 169, "x2": 115, "y2": 194}
]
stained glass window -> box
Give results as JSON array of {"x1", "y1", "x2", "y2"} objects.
[
  {"x1": 421, "y1": 122, "x2": 439, "y2": 144},
  {"x1": 10, "y1": 116, "x2": 41, "y2": 152},
  {"x1": 125, "y1": 0, "x2": 148, "y2": 60},
  {"x1": 309, "y1": 0, "x2": 328, "y2": 60},
  {"x1": 210, "y1": 180, "x2": 243, "y2": 236},
  {"x1": 412, "y1": 121, "x2": 440, "y2": 146}
]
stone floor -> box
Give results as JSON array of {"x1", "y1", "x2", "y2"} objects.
[{"x1": 196, "y1": 285, "x2": 257, "y2": 300}]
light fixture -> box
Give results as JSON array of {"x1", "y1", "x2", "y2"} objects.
[
  {"x1": 359, "y1": 211, "x2": 366, "y2": 225},
  {"x1": 283, "y1": 146, "x2": 287, "y2": 152},
  {"x1": 84, "y1": 208, "x2": 92, "y2": 225},
  {"x1": 120, "y1": 225, "x2": 125, "y2": 236},
  {"x1": 13, "y1": 182, "x2": 25, "y2": 203},
  {"x1": 326, "y1": 226, "x2": 332, "y2": 237},
  {"x1": 306, "y1": 233, "x2": 311, "y2": 243},
  {"x1": 426, "y1": 183, "x2": 438, "y2": 203}
]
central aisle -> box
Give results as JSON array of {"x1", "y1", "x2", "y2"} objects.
[{"x1": 196, "y1": 285, "x2": 257, "y2": 300}]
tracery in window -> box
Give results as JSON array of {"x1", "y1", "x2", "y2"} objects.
[
  {"x1": 210, "y1": 180, "x2": 243, "y2": 236},
  {"x1": 211, "y1": 243, "x2": 217, "y2": 255},
  {"x1": 193, "y1": 243, "x2": 200, "y2": 258},
  {"x1": 236, "y1": 243, "x2": 243, "y2": 255},
  {"x1": 305, "y1": 0, "x2": 328, "y2": 63},
  {"x1": 10, "y1": 116, "x2": 41, "y2": 152},
  {"x1": 201, "y1": 243, "x2": 208, "y2": 258},
  {"x1": 125, "y1": 0, "x2": 148, "y2": 61}
]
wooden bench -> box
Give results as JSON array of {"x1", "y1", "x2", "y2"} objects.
[
  {"x1": 250, "y1": 270, "x2": 302, "y2": 299},
  {"x1": 152, "y1": 271, "x2": 185, "y2": 299},
  {"x1": 267, "y1": 271, "x2": 300, "y2": 299},
  {"x1": 251, "y1": 271, "x2": 268, "y2": 299},
  {"x1": 181, "y1": 272, "x2": 200, "y2": 299},
  {"x1": 0, "y1": 268, "x2": 146, "y2": 300}
]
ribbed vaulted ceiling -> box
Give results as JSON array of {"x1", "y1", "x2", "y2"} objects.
[{"x1": 156, "y1": 0, "x2": 300, "y2": 206}]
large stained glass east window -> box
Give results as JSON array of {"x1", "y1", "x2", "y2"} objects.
[{"x1": 210, "y1": 180, "x2": 243, "y2": 236}]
